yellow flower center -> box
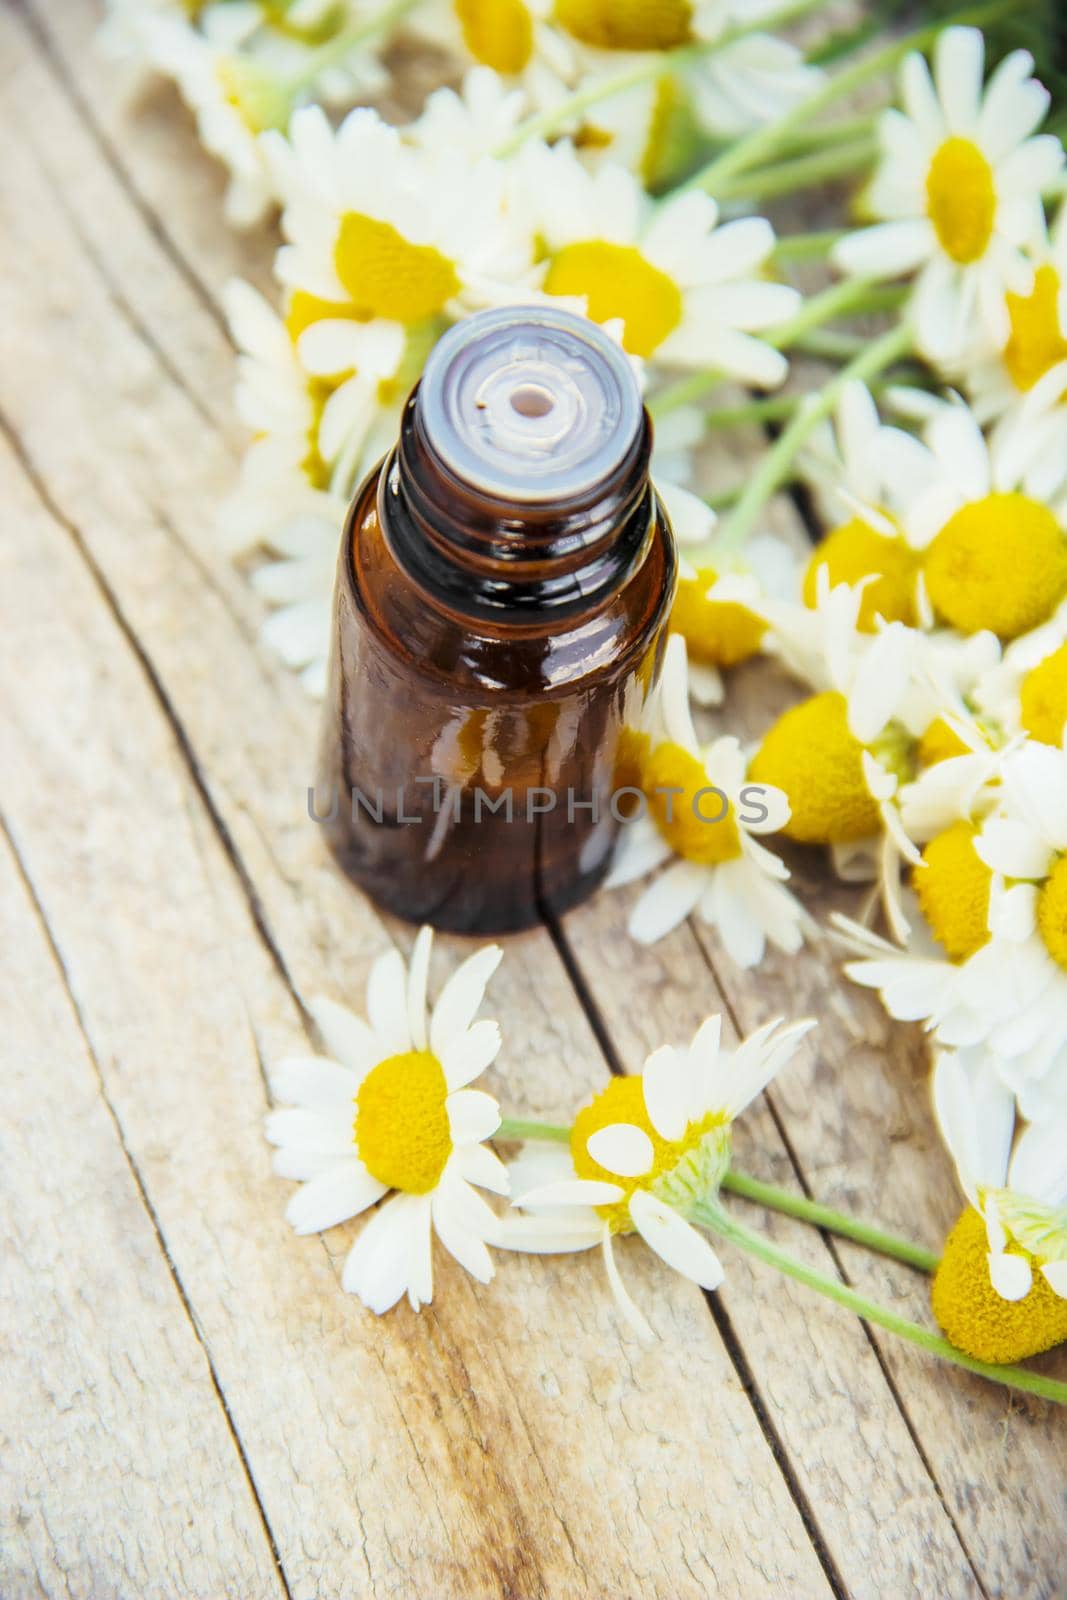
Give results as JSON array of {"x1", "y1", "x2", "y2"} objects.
[
  {"x1": 1003, "y1": 264, "x2": 1067, "y2": 394},
  {"x1": 1020, "y1": 641, "x2": 1067, "y2": 746},
  {"x1": 643, "y1": 741, "x2": 742, "y2": 864},
  {"x1": 923, "y1": 493, "x2": 1067, "y2": 641},
  {"x1": 671, "y1": 567, "x2": 767, "y2": 667},
  {"x1": 803, "y1": 517, "x2": 920, "y2": 631},
  {"x1": 554, "y1": 0, "x2": 692, "y2": 51},
  {"x1": 917, "y1": 716, "x2": 970, "y2": 767},
  {"x1": 614, "y1": 725, "x2": 652, "y2": 815},
  {"x1": 925, "y1": 137, "x2": 996, "y2": 265},
  {"x1": 571, "y1": 1075, "x2": 729, "y2": 1234},
  {"x1": 354, "y1": 1050, "x2": 453, "y2": 1193},
  {"x1": 333, "y1": 215, "x2": 460, "y2": 325},
  {"x1": 455, "y1": 0, "x2": 534, "y2": 72},
  {"x1": 931, "y1": 1206, "x2": 1067, "y2": 1363},
  {"x1": 912, "y1": 821, "x2": 992, "y2": 962},
  {"x1": 749, "y1": 691, "x2": 881, "y2": 844},
  {"x1": 1037, "y1": 855, "x2": 1067, "y2": 973},
  {"x1": 543, "y1": 242, "x2": 682, "y2": 358}
]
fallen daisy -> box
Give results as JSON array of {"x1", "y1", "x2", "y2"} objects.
[
  {"x1": 266, "y1": 927, "x2": 509, "y2": 1313},
  {"x1": 606, "y1": 635, "x2": 807, "y2": 961},
  {"x1": 931, "y1": 1049, "x2": 1067, "y2": 1362},
  {"x1": 500, "y1": 1012, "x2": 815, "y2": 1338}
]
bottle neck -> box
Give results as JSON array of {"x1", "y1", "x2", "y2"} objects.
[{"x1": 379, "y1": 388, "x2": 657, "y2": 625}]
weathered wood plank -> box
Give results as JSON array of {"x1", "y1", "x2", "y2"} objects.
[
  {"x1": 0, "y1": 822, "x2": 284, "y2": 1600},
  {"x1": 0, "y1": 12, "x2": 837, "y2": 1595}
]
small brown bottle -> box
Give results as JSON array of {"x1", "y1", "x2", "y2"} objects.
[{"x1": 317, "y1": 305, "x2": 677, "y2": 934}]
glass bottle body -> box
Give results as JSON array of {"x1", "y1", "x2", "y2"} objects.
[{"x1": 318, "y1": 453, "x2": 675, "y2": 933}]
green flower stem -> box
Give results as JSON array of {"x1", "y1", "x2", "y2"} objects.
[
  {"x1": 770, "y1": 277, "x2": 907, "y2": 350},
  {"x1": 693, "y1": 1199, "x2": 1067, "y2": 1405},
  {"x1": 648, "y1": 279, "x2": 907, "y2": 419},
  {"x1": 282, "y1": 0, "x2": 421, "y2": 93},
  {"x1": 496, "y1": 1117, "x2": 571, "y2": 1144},
  {"x1": 775, "y1": 113, "x2": 878, "y2": 154},
  {"x1": 686, "y1": 0, "x2": 1016, "y2": 194},
  {"x1": 721, "y1": 1170, "x2": 940, "y2": 1272},
  {"x1": 698, "y1": 393, "x2": 803, "y2": 429},
  {"x1": 493, "y1": 0, "x2": 829, "y2": 157},
  {"x1": 772, "y1": 229, "x2": 849, "y2": 263},
  {"x1": 714, "y1": 319, "x2": 913, "y2": 553},
  {"x1": 794, "y1": 327, "x2": 867, "y2": 360},
  {"x1": 709, "y1": 137, "x2": 878, "y2": 203},
  {"x1": 494, "y1": 1118, "x2": 937, "y2": 1272}
]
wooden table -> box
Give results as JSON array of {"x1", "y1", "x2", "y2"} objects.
[{"x1": 2, "y1": 3, "x2": 1065, "y2": 1595}]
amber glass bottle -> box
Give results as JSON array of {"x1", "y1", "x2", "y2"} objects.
[{"x1": 317, "y1": 306, "x2": 677, "y2": 934}]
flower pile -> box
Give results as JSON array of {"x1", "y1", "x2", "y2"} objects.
[{"x1": 109, "y1": 2, "x2": 1067, "y2": 1395}]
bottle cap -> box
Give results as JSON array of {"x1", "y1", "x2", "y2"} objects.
[{"x1": 417, "y1": 305, "x2": 643, "y2": 505}]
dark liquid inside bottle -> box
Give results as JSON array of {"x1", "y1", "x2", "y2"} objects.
[{"x1": 317, "y1": 306, "x2": 677, "y2": 934}]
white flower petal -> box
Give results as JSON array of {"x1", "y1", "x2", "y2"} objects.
[
  {"x1": 1040, "y1": 1261, "x2": 1067, "y2": 1297},
  {"x1": 446, "y1": 1087, "x2": 501, "y2": 1144},
  {"x1": 586, "y1": 1123, "x2": 655, "y2": 1178},
  {"x1": 496, "y1": 1214, "x2": 604, "y2": 1253},
  {"x1": 429, "y1": 945, "x2": 503, "y2": 1056},
  {"x1": 342, "y1": 1193, "x2": 427, "y2": 1312},
  {"x1": 628, "y1": 860, "x2": 709, "y2": 945},
  {"x1": 514, "y1": 1177, "x2": 624, "y2": 1209},
  {"x1": 602, "y1": 1233, "x2": 654, "y2": 1342},
  {"x1": 406, "y1": 925, "x2": 433, "y2": 1050},
  {"x1": 269, "y1": 1055, "x2": 359, "y2": 1110},
  {"x1": 454, "y1": 1140, "x2": 510, "y2": 1196},
  {"x1": 366, "y1": 948, "x2": 411, "y2": 1055},
  {"x1": 307, "y1": 996, "x2": 379, "y2": 1075},
  {"x1": 432, "y1": 1179, "x2": 497, "y2": 1282},
  {"x1": 264, "y1": 1107, "x2": 353, "y2": 1156},
  {"x1": 987, "y1": 1248, "x2": 1032, "y2": 1302},
  {"x1": 440, "y1": 1019, "x2": 502, "y2": 1089},
  {"x1": 284, "y1": 1160, "x2": 386, "y2": 1235},
  {"x1": 641, "y1": 1045, "x2": 689, "y2": 1142},
  {"x1": 628, "y1": 1189, "x2": 725, "y2": 1290}
]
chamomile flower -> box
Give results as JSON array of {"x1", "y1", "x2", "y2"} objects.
[
  {"x1": 962, "y1": 207, "x2": 1067, "y2": 423},
  {"x1": 408, "y1": 0, "x2": 574, "y2": 92},
  {"x1": 798, "y1": 382, "x2": 934, "y2": 632},
  {"x1": 552, "y1": 0, "x2": 820, "y2": 142},
  {"x1": 500, "y1": 1013, "x2": 815, "y2": 1339},
  {"x1": 892, "y1": 398, "x2": 1067, "y2": 641},
  {"x1": 266, "y1": 928, "x2": 509, "y2": 1313},
  {"x1": 606, "y1": 637, "x2": 806, "y2": 962},
  {"x1": 405, "y1": 66, "x2": 529, "y2": 159},
  {"x1": 751, "y1": 608, "x2": 919, "y2": 841},
  {"x1": 669, "y1": 534, "x2": 798, "y2": 706},
  {"x1": 974, "y1": 600, "x2": 1067, "y2": 747},
  {"x1": 224, "y1": 279, "x2": 343, "y2": 502},
  {"x1": 931, "y1": 1050, "x2": 1067, "y2": 1361},
  {"x1": 832, "y1": 28, "x2": 1063, "y2": 363},
  {"x1": 833, "y1": 886, "x2": 998, "y2": 1053},
  {"x1": 248, "y1": 495, "x2": 348, "y2": 697},
  {"x1": 516, "y1": 139, "x2": 799, "y2": 378},
  {"x1": 264, "y1": 105, "x2": 535, "y2": 329},
  {"x1": 967, "y1": 742, "x2": 1067, "y2": 1118},
  {"x1": 137, "y1": 16, "x2": 289, "y2": 224}
]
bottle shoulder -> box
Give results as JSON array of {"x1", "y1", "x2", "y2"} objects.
[{"x1": 344, "y1": 466, "x2": 677, "y2": 698}]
